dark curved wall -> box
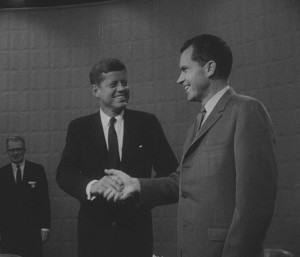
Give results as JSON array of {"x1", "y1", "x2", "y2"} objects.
[{"x1": 0, "y1": 0, "x2": 299, "y2": 256}]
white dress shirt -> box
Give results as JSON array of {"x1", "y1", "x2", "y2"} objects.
[
  {"x1": 11, "y1": 160, "x2": 25, "y2": 182},
  {"x1": 202, "y1": 85, "x2": 230, "y2": 125},
  {"x1": 86, "y1": 108, "x2": 125, "y2": 200},
  {"x1": 100, "y1": 108, "x2": 124, "y2": 160}
]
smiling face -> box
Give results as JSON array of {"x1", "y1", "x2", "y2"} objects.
[
  {"x1": 7, "y1": 140, "x2": 26, "y2": 164},
  {"x1": 177, "y1": 46, "x2": 212, "y2": 102},
  {"x1": 92, "y1": 70, "x2": 129, "y2": 116}
]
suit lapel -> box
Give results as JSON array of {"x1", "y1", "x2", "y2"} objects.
[
  {"x1": 22, "y1": 160, "x2": 34, "y2": 185},
  {"x1": 6, "y1": 164, "x2": 17, "y2": 185},
  {"x1": 182, "y1": 119, "x2": 197, "y2": 157},
  {"x1": 22, "y1": 160, "x2": 29, "y2": 184},
  {"x1": 182, "y1": 88, "x2": 236, "y2": 159},
  {"x1": 89, "y1": 112, "x2": 108, "y2": 164},
  {"x1": 122, "y1": 109, "x2": 139, "y2": 163}
]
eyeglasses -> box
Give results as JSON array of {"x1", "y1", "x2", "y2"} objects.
[{"x1": 7, "y1": 148, "x2": 25, "y2": 153}]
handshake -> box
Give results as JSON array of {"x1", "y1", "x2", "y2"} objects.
[{"x1": 90, "y1": 169, "x2": 141, "y2": 202}]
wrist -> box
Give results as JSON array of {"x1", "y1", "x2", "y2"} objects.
[
  {"x1": 132, "y1": 178, "x2": 141, "y2": 194},
  {"x1": 87, "y1": 180, "x2": 98, "y2": 199}
]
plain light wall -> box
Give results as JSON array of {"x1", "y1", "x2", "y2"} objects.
[{"x1": 0, "y1": 0, "x2": 299, "y2": 256}]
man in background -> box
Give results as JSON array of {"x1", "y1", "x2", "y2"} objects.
[
  {"x1": 0, "y1": 135, "x2": 50, "y2": 257},
  {"x1": 106, "y1": 35, "x2": 278, "y2": 257},
  {"x1": 56, "y1": 58, "x2": 178, "y2": 257}
]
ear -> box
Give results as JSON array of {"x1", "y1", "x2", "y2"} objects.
[
  {"x1": 91, "y1": 84, "x2": 100, "y2": 97},
  {"x1": 205, "y1": 60, "x2": 216, "y2": 78}
]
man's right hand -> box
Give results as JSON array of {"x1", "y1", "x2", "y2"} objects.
[
  {"x1": 90, "y1": 176, "x2": 123, "y2": 198},
  {"x1": 105, "y1": 169, "x2": 141, "y2": 202}
]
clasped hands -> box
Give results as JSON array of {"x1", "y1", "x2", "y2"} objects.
[{"x1": 90, "y1": 169, "x2": 141, "y2": 202}]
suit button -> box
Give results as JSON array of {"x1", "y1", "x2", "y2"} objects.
[
  {"x1": 112, "y1": 222, "x2": 116, "y2": 226},
  {"x1": 182, "y1": 193, "x2": 187, "y2": 198}
]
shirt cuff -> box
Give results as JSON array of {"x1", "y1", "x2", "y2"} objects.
[
  {"x1": 41, "y1": 228, "x2": 50, "y2": 231},
  {"x1": 86, "y1": 180, "x2": 98, "y2": 200}
]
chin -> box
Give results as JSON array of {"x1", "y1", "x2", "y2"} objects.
[
  {"x1": 186, "y1": 94, "x2": 197, "y2": 102},
  {"x1": 12, "y1": 159, "x2": 22, "y2": 163},
  {"x1": 113, "y1": 104, "x2": 127, "y2": 113}
]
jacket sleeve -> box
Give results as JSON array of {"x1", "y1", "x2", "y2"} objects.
[
  {"x1": 139, "y1": 168, "x2": 180, "y2": 207},
  {"x1": 149, "y1": 115, "x2": 179, "y2": 177},
  {"x1": 56, "y1": 121, "x2": 92, "y2": 202},
  {"x1": 222, "y1": 100, "x2": 278, "y2": 257},
  {"x1": 37, "y1": 165, "x2": 51, "y2": 229}
]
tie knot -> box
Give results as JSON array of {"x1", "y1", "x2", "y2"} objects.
[{"x1": 110, "y1": 117, "x2": 117, "y2": 125}]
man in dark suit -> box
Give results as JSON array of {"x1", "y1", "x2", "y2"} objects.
[
  {"x1": 106, "y1": 35, "x2": 278, "y2": 257},
  {"x1": 0, "y1": 136, "x2": 50, "y2": 257},
  {"x1": 56, "y1": 58, "x2": 178, "y2": 257}
]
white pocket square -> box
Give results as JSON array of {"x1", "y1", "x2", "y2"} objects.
[{"x1": 138, "y1": 145, "x2": 143, "y2": 148}]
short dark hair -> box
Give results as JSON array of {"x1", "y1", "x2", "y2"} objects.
[
  {"x1": 6, "y1": 135, "x2": 26, "y2": 149},
  {"x1": 89, "y1": 58, "x2": 126, "y2": 85},
  {"x1": 180, "y1": 34, "x2": 233, "y2": 80}
]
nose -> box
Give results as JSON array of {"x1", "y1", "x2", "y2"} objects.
[
  {"x1": 177, "y1": 72, "x2": 184, "y2": 85},
  {"x1": 117, "y1": 81, "x2": 128, "y2": 91}
]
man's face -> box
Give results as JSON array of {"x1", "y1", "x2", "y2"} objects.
[
  {"x1": 92, "y1": 70, "x2": 129, "y2": 115},
  {"x1": 7, "y1": 140, "x2": 26, "y2": 164},
  {"x1": 177, "y1": 46, "x2": 211, "y2": 102}
]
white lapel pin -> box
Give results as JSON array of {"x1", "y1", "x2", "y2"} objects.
[{"x1": 28, "y1": 181, "x2": 36, "y2": 188}]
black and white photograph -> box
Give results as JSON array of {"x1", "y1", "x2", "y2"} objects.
[{"x1": 0, "y1": 0, "x2": 299, "y2": 257}]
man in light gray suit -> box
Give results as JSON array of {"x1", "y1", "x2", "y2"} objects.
[{"x1": 106, "y1": 34, "x2": 278, "y2": 257}]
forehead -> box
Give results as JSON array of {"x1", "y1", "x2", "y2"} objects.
[
  {"x1": 7, "y1": 140, "x2": 24, "y2": 149},
  {"x1": 101, "y1": 70, "x2": 127, "y2": 82},
  {"x1": 179, "y1": 46, "x2": 195, "y2": 67}
]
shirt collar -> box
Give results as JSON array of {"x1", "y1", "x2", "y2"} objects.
[
  {"x1": 204, "y1": 85, "x2": 230, "y2": 114},
  {"x1": 11, "y1": 160, "x2": 25, "y2": 169},
  {"x1": 100, "y1": 108, "x2": 124, "y2": 128}
]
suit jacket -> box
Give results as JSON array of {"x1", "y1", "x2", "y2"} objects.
[
  {"x1": 0, "y1": 160, "x2": 50, "y2": 257},
  {"x1": 139, "y1": 88, "x2": 278, "y2": 257},
  {"x1": 56, "y1": 108, "x2": 178, "y2": 257}
]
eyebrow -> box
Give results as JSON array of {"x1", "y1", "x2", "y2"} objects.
[
  {"x1": 180, "y1": 65, "x2": 189, "y2": 70},
  {"x1": 110, "y1": 79, "x2": 127, "y2": 83}
]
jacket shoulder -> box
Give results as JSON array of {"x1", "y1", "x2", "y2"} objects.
[
  {"x1": 230, "y1": 93, "x2": 267, "y2": 110},
  {"x1": 0, "y1": 163, "x2": 11, "y2": 172},
  {"x1": 25, "y1": 160, "x2": 44, "y2": 170},
  {"x1": 125, "y1": 109, "x2": 157, "y2": 121},
  {"x1": 69, "y1": 113, "x2": 98, "y2": 127}
]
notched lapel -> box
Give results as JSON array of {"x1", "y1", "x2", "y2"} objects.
[
  {"x1": 193, "y1": 112, "x2": 223, "y2": 144},
  {"x1": 22, "y1": 161, "x2": 29, "y2": 185},
  {"x1": 122, "y1": 110, "x2": 140, "y2": 162},
  {"x1": 7, "y1": 164, "x2": 17, "y2": 186},
  {"x1": 182, "y1": 119, "x2": 197, "y2": 155},
  {"x1": 182, "y1": 88, "x2": 235, "y2": 159},
  {"x1": 89, "y1": 112, "x2": 108, "y2": 160}
]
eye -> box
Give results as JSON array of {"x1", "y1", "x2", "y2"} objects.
[
  {"x1": 121, "y1": 80, "x2": 128, "y2": 87},
  {"x1": 181, "y1": 67, "x2": 187, "y2": 73},
  {"x1": 109, "y1": 82, "x2": 118, "y2": 88}
]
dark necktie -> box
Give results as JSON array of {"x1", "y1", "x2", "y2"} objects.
[
  {"x1": 16, "y1": 164, "x2": 22, "y2": 185},
  {"x1": 108, "y1": 117, "x2": 121, "y2": 169},
  {"x1": 196, "y1": 105, "x2": 207, "y2": 132}
]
